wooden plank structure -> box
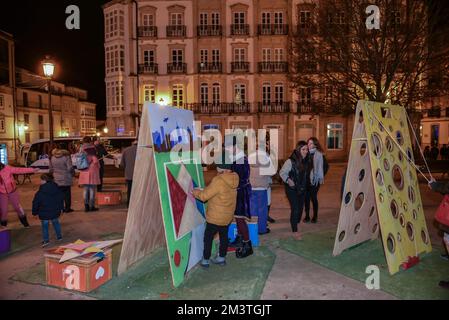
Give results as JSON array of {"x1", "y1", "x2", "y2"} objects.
[
  {"x1": 334, "y1": 101, "x2": 432, "y2": 275},
  {"x1": 117, "y1": 104, "x2": 165, "y2": 275}
]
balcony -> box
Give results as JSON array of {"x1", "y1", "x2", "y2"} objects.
[
  {"x1": 167, "y1": 62, "x2": 187, "y2": 74},
  {"x1": 258, "y1": 62, "x2": 289, "y2": 73},
  {"x1": 198, "y1": 62, "x2": 223, "y2": 74},
  {"x1": 197, "y1": 25, "x2": 222, "y2": 37},
  {"x1": 231, "y1": 62, "x2": 250, "y2": 73},
  {"x1": 191, "y1": 103, "x2": 229, "y2": 114},
  {"x1": 138, "y1": 26, "x2": 157, "y2": 38},
  {"x1": 138, "y1": 63, "x2": 158, "y2": 75},
  {"x1": 257, "y1": 24, "x2": 289, "y2": 35},
  {"x1": 166, "y1": 25, "x2": 186, "y2": 37},
  {"x1": 258, "y1": 102, "x2": 291, "y2": 113},
  {"x1": 297, "y1": 103, "x2": 315, "y2": 114},
  {"x1": 231, "y1": 24, "x2": 250, "y2": 36},
  {"x1": 228, "y1": 102, "x2": 251, "y2": 113}
]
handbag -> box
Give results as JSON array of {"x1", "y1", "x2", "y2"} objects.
[{"x1": 435, "y1": 195, "x2": 449, "y2": 227}]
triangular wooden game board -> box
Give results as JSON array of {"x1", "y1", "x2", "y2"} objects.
[{"x1": 334, "y1": 101, "x2": 432, "y2": 275}]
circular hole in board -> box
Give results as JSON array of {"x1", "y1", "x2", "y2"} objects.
[
  {"x1": 421, "y1": 229, "x2": 429, "y2": 244},
  {"x1": 385, "y1": 136, "x2": 394, "y2": 152},
  {"x1": 383, "y1": 158, "x2": 390, "y2": 171},
  {"x1": 345, "y1": 192, "x2": 352, "y2": 205},
  {"x1": 360, "y1": 143, "x2": 367, "y2": 156},
  {"x1": 398, "y1": 151, "x2": 404, "y2": 162},
  {"x1": 390, "y1": 200, "x2": 399, "y2": 219},
  {"x1": 359, "y1": 169, "x2": 365, "y2": 182},
  {"x1": 355, "y1": 193, "x2": 365, "y2": 211},
  {"x1": 375, "y1": 169, "x2": 384, "y2": 186},
  {"x1": 407, "y1": 222, "x2": 415, "y2": 241},
  {"x1": 339, "y1": 230, "x2": 346, "y2": 242},
  {"x1": 392, "y1": 165, "x2": 404, "y2": 190},
  {"x1": 397, "y1": 232, "x2": 402, "y2": 242},
  {"x1": 387, "y1": 234, "x2": 396, "y2": 253},
  {"x1": 354, "y1": 223, "x2": 361, "y2": 234},
  {"x1": 359, "y1": 110, "x2": 364, "y2": 123},
  {"x1": 369, "y1": 207, "x2": 376, "y2": 218},
  {"x1": 408, "y1": 186, "x2": 416, "y2": 203},
  {"x1": 403, "y1": 202, "x2": 408, "y2": 212},
  {"x1": 372, "y1": 223, "x2": 379, "y2": 234},
  {"x1": 399, "y1": 214, "x2": 406, "y2": 227},
  {"x1": 371, "y1": 133, "x2": 383, "y2": 158},
  {"x1": 379, "y1": 193, "x2": 384, "y2": 203},
  {"x1": 396, "y1": 131, "x2": 404, "y2": 146},
  {"x1": 407, "y1": 148, "x2": 414, "y2": 162},
  {"x1": 388, "y1": 185, "x2": 394, "y2": 195},
  {"x1": 412, "y1": 210, "x2": 418, "y2": 220}
]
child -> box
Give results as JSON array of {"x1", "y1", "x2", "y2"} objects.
[
  {"x1": 32, "y1": 174, "x2": 64, "y2": 247},
  {"x1": 193, "y1": 153, "x2": 239, "y2": 268}
]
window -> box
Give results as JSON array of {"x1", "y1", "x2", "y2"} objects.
[
  {"x1": 23, "y1": 92, "x2": 28, "y2": 107},
  {"x1": 172, "y1": 49, "x2": 184, "y2": 63},
  {"x1": 234, "y1": 12, "x2": 245, "y2": 25},
  {"x1": 234, "y1": 48, "x2": 246, "y2": 62},
  {"x1": 262, "y1": 12, "x2": 271, "y2": 25},
  {"x1": 25, "y1": 132, "x2": 30, "y2": 143},
  {"x1": 335, "y1": 11, "x2": 345, "y2": 25},
  {"x1": 262, "y1": 48, "x2": 272, "y2": 62},
  {"x1": 200, "y1": 83, "x2": 209, "y2": 105},
  {"x1": 24, "y1": 114, "x2": 29, "y2": 124},
  {"x1": 105, "y1": 9, "x2": 125, "y2": 39},
  {"x1": 262, "y1": 84, "x2": 271, "y2": 105},
  {"x1": 0, "y1": 95, "x2": 4, "y2": 109},
  {"x1": 275, "y1": 83, "x2": 284, "y2": 103},
  {"x1": 211, "y1": 13, "x2": 220, "y2": 26},
  {"x1": 300, "y1": 87, "x2": 312, "y2": 104},
  {"x1": 300, "y1": 11, "x2": 311, "y2": 29},
  {"x1": 212, "y1": 83, "x2": 220, "y2": 105},
  {"x1": 200, "y1": 49, "x2": 208, "y2": 63},
  {"x1": 234, "y1": 84, "x2": 246, "y2": 103},
  {"x1": 38, "y1": 115, "x2": 44, "y2": 125},
  {"x1": 0, "y1": 116, "x2": 5, "y2": 133},
  {"x1": 327, "y1": 123, "x2": 343, "y2": 150},
  {"x1": 106, "y1": 81, "x2": 124, "y2": 108},
  {"x1": 144, "y1": 50, "x2": 155, "y2": 65},
  {"x1": 72, "y1": 119, "x2": 77, "y2": 128},
  {"x1": 212, "y1": 49, "x2": 220, "y2": 63},
  {"x1": 144, "y1": 85, "x2": 156, "y2": 103},
  {"x1": 274, "y1": 48, "x2": 284, "y2": 62},
  {"x1": 274, "y1": 12, "x2": 284, "y2": 25},
  {"x1": 170, "y1": 13, "x2": 183, "y2": 25},
  {"x1": 38, "y1": 95, "x2": 43, "y2": 108},
  {"x1": 199, "y1": 13, "x2": 208, "y2": 26},
  {"x1": 143, "y1": 14, "x2": 154, "y2": 26},
  {"x1": 172, "y1": 84, "x2": 184, "y2": 107},
  {"x1": 106, "y1": 45, "x2": 125, "y2": 73}
]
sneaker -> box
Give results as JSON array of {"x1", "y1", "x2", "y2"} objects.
[
  {"x1": 64, "y1": 209, "x2": 75, "y2": 213},
  {"x1": 440, "y1": 254, "x2": 449, "y2": 261},
  {"x1": 303, "y1": 217, "x2": 311, "y2": 224},
  {"x1": 42, "y1": 241, "x2": 50, "y2": 248},
  {"x1": 90, "y1": 207, "x2": 99, "y2": 212},
  {"x1": 211, "y1": 256, "x2": 226, "y2": 266},
  {"x1": 311, "y1": 217, "x2": 318, "y2": 224},
  {"x1": 84, "y1": 205, "x2": 90, "y2": 212},
  {"x1": 267, "y1": 216, "x2": 276, "y2": 223},
  {"x1": 200, "y1": 259, "x2": 210, "y2": 268},
  {"x1": 57, "y1": 237, "x2": 63, "y2": 242}
]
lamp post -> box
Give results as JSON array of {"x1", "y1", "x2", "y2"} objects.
[{"x1": 42, "y1": 56, "x2": 55, "y2": 147}]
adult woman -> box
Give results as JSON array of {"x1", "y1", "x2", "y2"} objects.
[
  {"x1": 49, "y1": 146, "x2": 75, "y2": 213},
  {"x1": 79, "y1": 137, "x2": 101, "y2": 212},
  {"x1": 0, "y1": 163, "x2": 36, "y2": 227},
  {"x1": 304, "y1": 137, "x2": 325, "y2": 224},
  {"x1": 279, "y1": 141, "x2": 312, "y2": 239}
]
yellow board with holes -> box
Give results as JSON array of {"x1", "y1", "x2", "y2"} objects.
[{"x1": 334, "y1": 101, "x2": 432, "y2": 275}]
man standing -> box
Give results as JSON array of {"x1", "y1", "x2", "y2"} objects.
[{"x1": 120, "y1": 141, "x2": 138, "y2": 208}]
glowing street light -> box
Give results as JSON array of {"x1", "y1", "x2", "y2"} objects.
[
  {"x1": 103, "y1": 127, "x2": 109, "y2": 134},
  {"x1": 41, "y1": 56, "x2": 55, "y2": 147}
]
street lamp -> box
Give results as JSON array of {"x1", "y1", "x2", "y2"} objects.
[
  {"x1": 103, "y1": 127, "x2": 109, "y2": 134},
  {"x1": 42, "y1": 56, "x2": 55, "y2": 147}
]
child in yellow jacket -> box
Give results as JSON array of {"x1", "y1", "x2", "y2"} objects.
[{"x1": 193, "y1": 153, "x2": 239, "y2": 268}]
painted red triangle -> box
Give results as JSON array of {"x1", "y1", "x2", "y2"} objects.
[{"x1": 166, "y1": 168, "x2": 188, "y2": 237}]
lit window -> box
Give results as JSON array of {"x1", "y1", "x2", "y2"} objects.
[
  {"x1": 144, "y1": 85, "x2": 156, "y2": 103},
  {"x1": 327, "y1": 123, "x2": 344, "y2": 150},
  {"x1": 172, "y1": 84, "x2": 184, "y2": 107}
]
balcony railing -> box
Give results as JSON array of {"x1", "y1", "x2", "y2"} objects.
[
  {"x1": 198, "y1": 62, "x2": 223, "y2": 73},
  {"x1": 258, "y1": 62, "x2": 289, "y2": 73},
  {"x1": 167, "y1": 62, "x2": 187, "y2": 74},
  {"x1": 297, "y1": 103, "x2": 315, "y2": 114},
  {"x1": 258, "y1": 102, "x2": 291, "y2": 113},
  {"x1": 138, "y1": 63, "x2": 158, "y2": 75},
  {"x1": 231, "y1": 24, "x2": 250, "y2": 36},
  {"x1": 231, "y1": 62, "x2": 250, "y2": 73},
  {"x1": 197, "y1": 25, "x2": 222, "y2": 37},
  {"x1": 138, "y1": 26, "x2": 157, "y2": 38},
  {"x1": 191, "y1": 103, "x2": 230, "y2": 114},
  {"x1": 257, "y1": 24, "x2": 289, "y2": 35},
  {"x1": 167, "y1": 25, "x2": 186, "y2": 37}
]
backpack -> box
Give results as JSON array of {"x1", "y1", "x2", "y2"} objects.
[
  {"x1": 75, "y1": 152, "x2": 89, "y2": 170},
  {"x1": 323, "y1": 155, "x2": 330, "y2": 176}
]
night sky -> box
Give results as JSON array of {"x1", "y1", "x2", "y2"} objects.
[{"x1": 1, "y1": 0, "x2": 448, "y2": 122}]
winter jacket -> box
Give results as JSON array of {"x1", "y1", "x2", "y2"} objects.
[
  {"x1": 280, "y1": 151, "x2": 312, "y2": 194},
  {"x1": 0, "y1": 166, "x2": 35, "y2": 194},
  {"x1": 431, "y1": 181, "x2": 449, "y2": 195},
  {"x1": 49, "y1": 149, "x2": 74, "y2": 187},
  {"x1": 78, "y1": 155, "x2": 101, "y2": 186},
  {"x1": 120, "y1": 144, "x2": 137, "y2": 181},
  {"x1": 310, "y1": 149, "x2": 325, "y2": 186},
  {"x1": 32, "y1": 181, "x2": 64, "y2": 220},
  {"x1": 193, "y1": 172, "x2": 239, "y2": 226}
]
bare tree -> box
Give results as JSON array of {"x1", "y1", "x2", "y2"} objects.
[{"x1": 290, "y1": 0, "x2": 449, "y2": 114}]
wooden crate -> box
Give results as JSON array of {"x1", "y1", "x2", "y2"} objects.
[
  {"x1": 97, "y1": 191, "x2": 122, "y2": 206},
  {"x1": 0, "y1": 228, "x2": 10, "y2": 254},
  {"x1": 44, "y1": 249, "x2": 112, "y2": 293}
]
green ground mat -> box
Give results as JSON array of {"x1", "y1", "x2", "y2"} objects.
[
  {"x1": 277, "y1": 230, "x2": 449, "y2": 300},
  {"x1": 11, "y1": 243, "x2": 276, "y2": 300}
]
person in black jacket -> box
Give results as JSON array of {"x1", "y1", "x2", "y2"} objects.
[
  {"x1": 279, "y1": 141, "x2": 312, "y2": 239},
  {"x1": 32, "y1": 174, "x2": 64, "y2": 247}
]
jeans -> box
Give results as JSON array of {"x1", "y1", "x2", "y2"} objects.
[
  {"x1": 126, "y1": 180, "x2": 133, "y2": 208},
  {"x1": 285, "y1": 185, "x2": 306, "y2": 232},
  {"x1": 305, "y1": 184, "x2": 320, "y2": 220},
  {"x1": 203, "y1": 222, "x2": 229, "y2": 259},
  {"x1": 83, "y1": 185, "x2": 96, "y2": 208},
  {"x1": 250, "y1": 190, "x2": 268, "y2": 233},
  {"x1": 59, "y1": 186, "x2": 72, "y2": 211},
  {"x1": 41, "y1": 219, "x2": 62, "y2": 242}
]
